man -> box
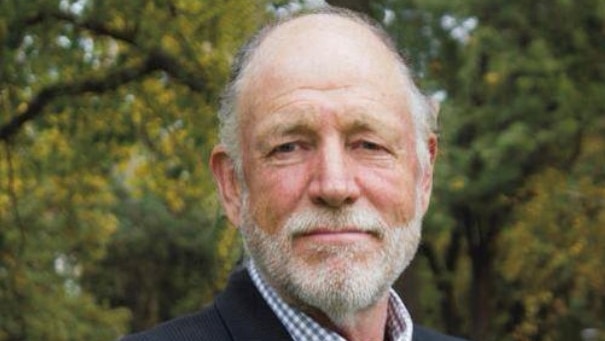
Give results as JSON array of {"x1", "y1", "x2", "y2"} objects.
[{"x1": 122, "y1": 6, "x2": 467, "y2": 341}]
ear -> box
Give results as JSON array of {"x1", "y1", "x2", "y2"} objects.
[
  {"x1": 420, "y1": 133, "x2": 438, "y2": 214},
  {"x1": 210, "y1": 145, "x2": 243, "y2": 227}
]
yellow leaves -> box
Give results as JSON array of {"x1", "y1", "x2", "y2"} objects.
[
  {"x1": 497, "y1": 165, "x2": 605, "y2": 340},
  {"x1": 569, "y1": 239, "x2": 585, "y2": 256},
  {"x1": 0, "y1": 192, "x2": 9, "y2": 218},
  {"x1": 449, "y1": 176, "x2": 466, "y2": 190},
  {"x1": 141, "y1": 77, "x2": 165, "y2": 95},
  {"x1": 141, "y1": 78, "x2": 178, "y2": 108},
  {"x1": 1, "y1": 0, "x2": 267, "y2": 337},
  {"x1": 175, "y1": 0, "x2": 204, "y2": 12},
  {"x1": 161, "y1": 35, "x2": 181, "y2": 55},
  {"x1": 17, "y1": 101, "x2": 28, "y2": 113},
  {"x1": 164, "y1": 187, "x2": 185, "y2": 213},
  {"x1": 484, "y1": 71, "x2": 501, "y2": 85},
  {"x1": 35, "y1": 126, "x2": 72, "y2": 160},
  {"x1": 511, "y1": 290, "x2": 571, "y2": 341},
  {"x1": 109, "y1": 15, "x2": 128, "y2": 32},
  {"x1": 113, "y1": 140, "x2": 208, "y2": 215}
]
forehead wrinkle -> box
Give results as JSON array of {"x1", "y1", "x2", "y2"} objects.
[
  {"x1": 337, "y1": 108, "x2": 411, "y2": 143},
  {"x1": 254, "y1": 109, "x2": 322, "y2": 144}
]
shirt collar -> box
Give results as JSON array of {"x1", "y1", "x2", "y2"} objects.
[{"x1": 246, "y1": 260, "x2": 413, "y2": 341}]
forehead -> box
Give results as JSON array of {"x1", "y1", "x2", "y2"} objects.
[
  {"x1": 237, "y1": 13, "x2": 412, "y2": 129},
  {"x1": 251, "y1": 90, "x2": 415, "y2": 147},
  {"x1": 256, "y1": 14, "x2": 388, "y2": 61},
  {"x1": 245, "y1": 16, "x2": 405, "y2": 88}
]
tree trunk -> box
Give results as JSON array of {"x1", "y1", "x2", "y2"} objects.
[{"x1": 470, "y1": 241, "x2": 493, "y2": 341}]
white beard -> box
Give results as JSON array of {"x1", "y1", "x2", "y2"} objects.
[{"x1": 239, "y1": 196, "x2": 423, "y2": 327}]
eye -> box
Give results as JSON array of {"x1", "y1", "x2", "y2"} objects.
[
  {"x1": 359, "y1": 140, "x2": 382, "y2": 151},
  {"x1": 350, "y1": 139, "x2": 394, "y2": 159},
  {"x1": 267, "y1": 141, "x2": 310, "y2": 160},
  {"x1": 272, "y1": 142, "x2": 298, "y2": 154},
  {"x1": 351, "y1": 140, "x2": 385, "y2": 152}
]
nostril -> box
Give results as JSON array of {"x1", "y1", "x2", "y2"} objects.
[{"x1": 310, "y1": 178, "x2": 359, "y2": 208}]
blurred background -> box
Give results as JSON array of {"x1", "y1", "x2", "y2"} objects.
[{"x1": 1, "y1": 0, "x2": 603, "y2": 340}]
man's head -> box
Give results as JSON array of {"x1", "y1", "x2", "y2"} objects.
[{"x1": 210, "y1": 6, "x2": 438, "y2": 327}]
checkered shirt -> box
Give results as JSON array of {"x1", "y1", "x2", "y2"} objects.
[{"x1": 247, "y1": 260, "x2": 413, "y2": 341}]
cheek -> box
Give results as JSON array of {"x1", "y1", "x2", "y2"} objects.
[
  {"x1": 245, "y1": 165, "x2": 309, "y2": 235},
  {"x1": 364, "y1": 167, "x2": 419, "y2": 226}
]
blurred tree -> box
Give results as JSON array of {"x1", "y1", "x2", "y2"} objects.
[
  {"x1": 498, "y1": 162, "x2": 605, "y2": 340},
  {"x1": 1, "y1": 0, "x2": 264, "y2": 339},
  {"x1": 81, "y1": 191, "x2": 241, "y2": 331},
  {"x1": 3, "y1": 0, "x2": 604, "y2": 340},
  {"x1": 374, "y1": 0, "x2": 605, "y2": 340},
  {"x1": 326, "y1": 0, "x2": 371, "y2": 13}
]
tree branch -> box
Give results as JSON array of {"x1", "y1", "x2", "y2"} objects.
[
  {"x1": 445, "y1": 226, "x2": 462, "y2": 271},
  {"x1": 3, "y1": 7, "x2": 209, "y2": 142},
  {"x1": 146, "y1": 49, "x2": 207, "y2": 92},
  {"x1": 1, "y1": 58, "x2": 152, "y2": 141},
  {"x1": 0, "y1": 49, "x2": 207, "y2": 142},
  {"x1": 419, "y1": 242, "x2": 442, "y2": 277},
  {"x1": 1, "y1": 48, "x2": 207, "y2": 142},
  {"x1": 20, "y1": 10, "x2": 137, "y2": 46}
]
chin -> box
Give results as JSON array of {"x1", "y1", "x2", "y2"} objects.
[{"x1": 284, "y1": 248, "x2": 395, "y2": 321}]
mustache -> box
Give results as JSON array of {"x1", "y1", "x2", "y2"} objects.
[{"x1": 283, "y1": 207, "x2": 388, "y2": 239}]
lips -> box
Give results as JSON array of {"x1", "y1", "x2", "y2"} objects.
[
  {"x1": 283, "y1": 208, "x2": 387, "y2": 245},
  {"x1": 293, "y1": 228, "x2": 380, "y2": 244}
]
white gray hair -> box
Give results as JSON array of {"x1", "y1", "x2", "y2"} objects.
[{"x1": 217, "y1": 6, "x2": 438, "y2": 175}]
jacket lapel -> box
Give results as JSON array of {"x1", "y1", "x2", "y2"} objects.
[{"x1": 215, "y1": 267, "x2": 293, "y2": 341}]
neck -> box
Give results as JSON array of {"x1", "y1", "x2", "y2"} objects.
[{"x1": 304, "y1": 293, "x2": 391, "y2": 341}]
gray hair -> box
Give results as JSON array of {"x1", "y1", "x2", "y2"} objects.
[{"x1": 217, "y1": 6, "x2": 438, "y2": 176}]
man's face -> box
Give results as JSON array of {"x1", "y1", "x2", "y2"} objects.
[{"x1": 212, "y1": 15, "x2": 436, "y2": 324}]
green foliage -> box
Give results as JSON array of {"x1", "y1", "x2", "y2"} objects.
[
  {"x1": 1, "y1": 0, "x2": 264, "y2": 339},
  {"x1": 498, "y1": 167, "x2": 605, "y2": 341},
  {"x1": 81, "y1": 191, "x2": 238, "y2": 331},
  {"x1": 377, "y1": 0, "x2": 605, "y2": 339},
  {"x1": 2, "y1": 0, "x2": 604, "y2": 340}
]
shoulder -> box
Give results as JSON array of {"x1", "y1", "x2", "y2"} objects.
[
  {"x1": 413, "y1": 325, "x2": 469, "y2": 341},
  {"x1": 120, "y1": 303, "x2": 231, "y2": 341},
  {"x1": 119, "y1": 266, "x2": 290, "y2": 341}
]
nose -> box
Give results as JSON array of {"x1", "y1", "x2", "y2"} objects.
[{"x1": 308, "y1": 140, "x2": 360, "y2": 208}]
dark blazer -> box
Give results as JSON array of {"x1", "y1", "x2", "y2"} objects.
[{"x1": 121, "y1": 268, "x2": 467, "y2": 341}]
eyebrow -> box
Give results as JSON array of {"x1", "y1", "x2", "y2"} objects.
[
  {"x1": 253, "y1": 113, "x2": 320, "y2": 153},
  {"x1": 345, "y1": 117, "x2": 378, "y2": 134},
  {"x1": 261, "y1": 115, "x2": 319, "y2": 138},
  {"x1": 341, "y1": 112, "x2": 407, "y2": 144},
  {"x1": 254, "y1": 105, "x2": 411, "y2": 148}
]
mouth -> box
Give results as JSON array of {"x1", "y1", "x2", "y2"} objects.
[{"x1": 293, "y1": 228, "x2": 380, "y2": 244}]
